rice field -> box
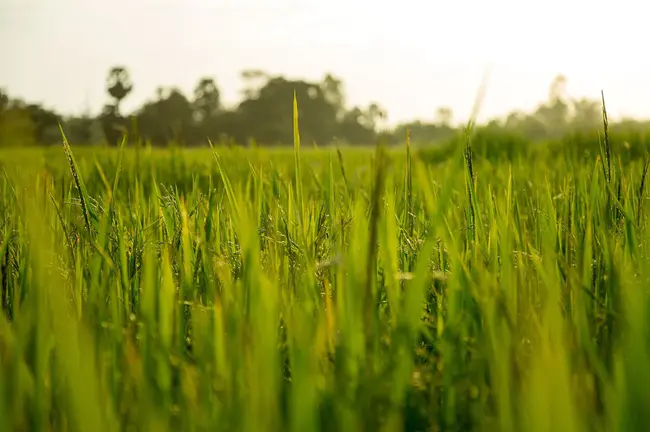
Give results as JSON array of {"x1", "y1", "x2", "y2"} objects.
[{"x1": 1, "y1": 106, "x2": 650, "y2": 431}]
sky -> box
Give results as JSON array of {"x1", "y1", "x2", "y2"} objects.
[{"x1": 1, "y1": 0, "x2": 648, "y2": 126}]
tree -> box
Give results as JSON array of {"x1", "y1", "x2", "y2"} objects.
[
  {"x1": 24, "y1": 104, "x2": 60, "y2": 145},
  {"x1": 99, "y1": 104, "x2": 124, "y2": 145},
  {"x1": 435, "y1": 107, "x2": 453, "y2": 127},
  {"x1": 338, "y1": 107, "x2": 376, "y2": 145},
  {"x1": 64, "y1": 115, "x2": 96, "y2": 145},
  {"x1": 0, "y1": 107, "x2": 37, "y2": 147},
  {"x1": 156, "y1": 86, "x2": 166, "y2": 101},
  {"x1": 0, "y1": 89, "x2": 8, "y2": 112},
  {"x1": 531, "y1": 74, "x2": 570, "y2": 139},
  {"x1": 137, "y1": 87, "x2": 194, "y2": 146},
  {"x1": 571, "y1": 98, "x2": 600, "y2": 131},
  {"x1": 193, "y1": 77, "x2": 221, "y2": 123},
  {"x1": 235, "y1": 75, "x2": 339, "y2": 145},
  {"x1": 362, "y1": 103, "x2": 387, "y2": 132},
  {"x1": 321, "y1": 74, "x2": 345, "y2": 120},
  {"x1": 392, "y1": 120, "x2": 455, "y2": 144},
  {"x1": 107, "y1": 66, "x2": 133, "y2": 116},
  {"x1": 240, "y1": 69, "x2": 268, "y2": 100},
  {"x1": 548, "y1": 74, "x2": 567, "y2": 103},
  {"x1": 504, "y1": 110, "x2": 547, "y2": 141},
  {"x1": 0, "y1": 89, "x2": 58, "y2": 146}
]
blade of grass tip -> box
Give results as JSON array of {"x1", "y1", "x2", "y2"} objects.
[
  {"x1": 94, "y1": 158, "x2": 112, "y2": 197},
  {"x1": 336, "y1": 146, "x2": 350, "y2": 196},
  {"x1": 468, "y1": 63, "x2": 492, "y2": 128},
  {"x1": 601, "y1": 90, "x2": 611, "y2": 184},
  {"x1": 59, "y1": 124, "x2": 96, "y2": 238}
]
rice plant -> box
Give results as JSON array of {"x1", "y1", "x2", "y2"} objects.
[{"x1": 0, "y1": 98, "x2": 649, "y2": 431}]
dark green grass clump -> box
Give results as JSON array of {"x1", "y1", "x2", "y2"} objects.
[{"x1": 1, "y1": 103, "x2": 650, "y2": 431}]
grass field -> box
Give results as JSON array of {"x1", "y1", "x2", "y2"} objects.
[{"x1": 1, "y1": 111, "x2": 650, "y2": 431}]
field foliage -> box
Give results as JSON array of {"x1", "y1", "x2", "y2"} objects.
[{"x1": 1, "y1": 106, "x2": 650, "y2": 431}]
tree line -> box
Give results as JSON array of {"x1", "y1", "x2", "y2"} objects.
[{"x1": 1, "y1": 68, "x2": 649, "y2": 148}]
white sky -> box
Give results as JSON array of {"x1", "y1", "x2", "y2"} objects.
[{"x1": 1, "y1": 0, "x2": 648, "y2": 126}]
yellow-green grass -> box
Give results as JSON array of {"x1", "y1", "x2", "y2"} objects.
[{"x1": 1, "y1": 119, "x2": 650, "y2": 431}]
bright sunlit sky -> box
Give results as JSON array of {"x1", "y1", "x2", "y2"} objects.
[{"x1": 1, "y1": 0, "x2": 648, "y2": 126}]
